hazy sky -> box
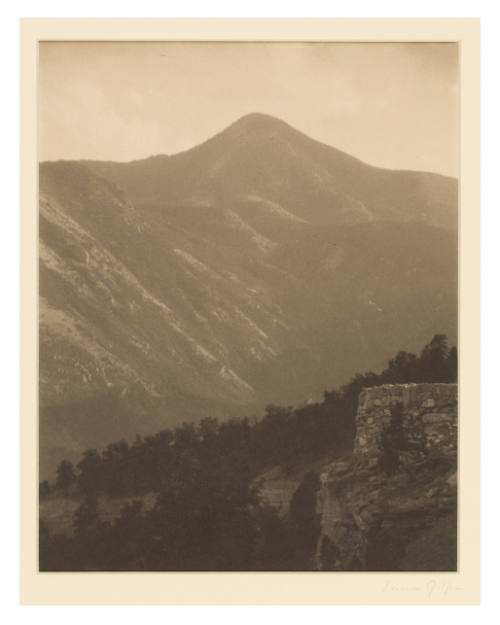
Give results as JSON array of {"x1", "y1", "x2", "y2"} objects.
[{"x1": 39, "y1": 42, "x2": 459, "y2": 177}]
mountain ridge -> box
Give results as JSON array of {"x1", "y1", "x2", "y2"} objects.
[
  {"x1": 61, "y1": 112, "x2": 456, "y2": 181},
  {"x1": 77, "y1": 112, "x2": 457, "y2": 231}
]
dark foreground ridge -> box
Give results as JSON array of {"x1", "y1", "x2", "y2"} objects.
[{"x1": 39, "y1": 337, "x2": 457, "y2": 572}]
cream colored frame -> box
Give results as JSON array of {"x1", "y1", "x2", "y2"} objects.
[{"x1": 20, "y1": 18, "x2": 480, "y2": 605}]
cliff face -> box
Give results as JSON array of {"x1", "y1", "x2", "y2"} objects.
[{"x1": 316, "y1": 383, "x2": 457, "y2": 571}]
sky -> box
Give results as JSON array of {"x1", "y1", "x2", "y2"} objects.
[{"x1": 39, "y1": 41, "x2": 459, "y2": 177}]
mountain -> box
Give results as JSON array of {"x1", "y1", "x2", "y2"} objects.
[
  {"x1": 39, "y1": 113, "x2": 458, "y2": 478},
  {"x1": 84, "y1": 113, "x2": 458, "y2": 232}
]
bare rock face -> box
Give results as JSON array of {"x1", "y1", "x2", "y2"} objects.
[{"x1": 315, "y1": 383, "x2": 457, "y2": 571}]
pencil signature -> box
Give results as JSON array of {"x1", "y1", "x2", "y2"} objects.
[{"x1": 382, "y1": 578, "x2": 464, "y2": 597}]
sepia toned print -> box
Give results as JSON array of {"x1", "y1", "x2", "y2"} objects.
[{"x1": 38, "y1": 41, "x2": 458, "y2": 572}]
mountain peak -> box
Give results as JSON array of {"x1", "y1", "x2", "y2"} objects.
[
  {"x1": 227, "y1": 112, "x2": 294, "y2": 135},
  {"x1": 234, "y1": 112, "x2": 284, "y2": 125},
  {"x1": 82, "y1": 111, "x2": 458, "y2": 232}
]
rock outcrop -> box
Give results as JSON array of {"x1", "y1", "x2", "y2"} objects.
[{"x1": 316, "y1": 383, "x2": 457, "y2": 571}]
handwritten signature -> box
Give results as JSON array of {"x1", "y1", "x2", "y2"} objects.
[{"x1": 382, "y1": 579, "x2": 464, "y2": 597}]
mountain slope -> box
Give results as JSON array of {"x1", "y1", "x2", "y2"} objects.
[{"x1": 39, "y1": 113, "x2": 458, "y2": 478}]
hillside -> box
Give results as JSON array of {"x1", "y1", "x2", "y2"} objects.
[
  {"x1": 39, "y1": 113, "x2": 458, "y2": 478},
  {"x1": 39, "y1": 371, "x2": 458, "y2": 571}
]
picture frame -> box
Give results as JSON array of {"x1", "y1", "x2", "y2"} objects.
[{"x1": 20, "y1": 17, "x2": 480, "y2": 605}]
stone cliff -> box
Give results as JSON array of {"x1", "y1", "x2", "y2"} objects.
[{"x1": 315, "y1": 383, "x2": 457, "y2": 571}]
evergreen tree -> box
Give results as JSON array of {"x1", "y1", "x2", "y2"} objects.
[{"x1": 55, "y1": 459, "x2": 75, "y2": 496}]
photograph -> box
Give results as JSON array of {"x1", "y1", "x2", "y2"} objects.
[{"x1": 37, "y1": 40, "x2": 460, "y2": 573}]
